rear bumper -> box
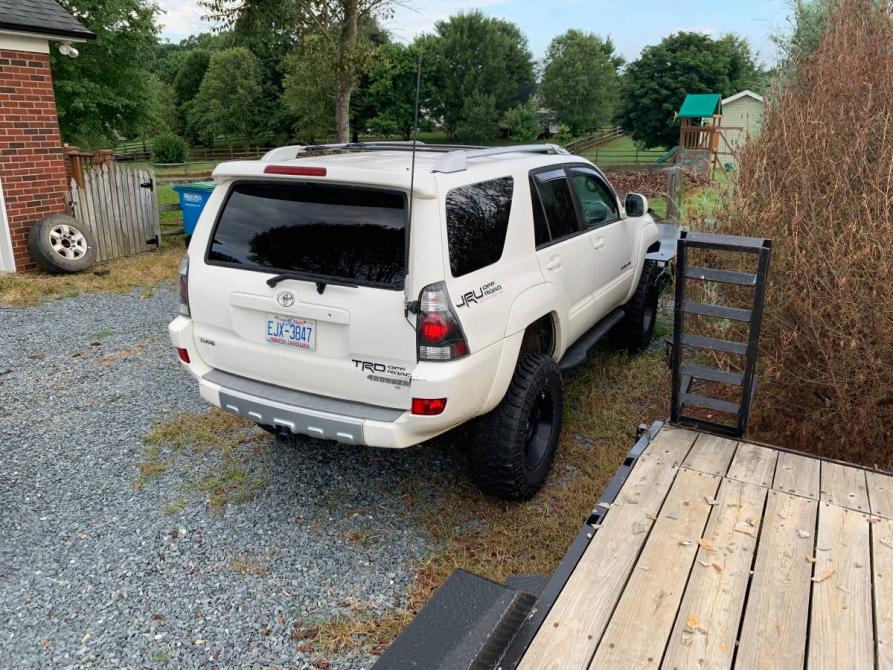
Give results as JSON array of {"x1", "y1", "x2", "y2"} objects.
[{"x1": 169, "y1": 315, "x2": 518, "y2": 448}]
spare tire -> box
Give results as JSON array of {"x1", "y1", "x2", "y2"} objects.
[{"x1": 27, "y1": 214, "x2": 97, "y2": 273}]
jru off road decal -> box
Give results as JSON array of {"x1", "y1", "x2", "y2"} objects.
[
  {"x1": 455, "y1": 280, "x2": 503, "y2": 309},
  {"x1": 352, "y1": 359, "x2": 412, "y2": 387}
]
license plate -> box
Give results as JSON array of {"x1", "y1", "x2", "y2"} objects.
[{"x1": 265, "y1": 314, "x2": 316, "y2": 351}]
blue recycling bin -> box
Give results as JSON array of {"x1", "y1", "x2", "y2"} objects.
[{"x1": 172, "y1": 181, "x2": 215, "y2": 236}]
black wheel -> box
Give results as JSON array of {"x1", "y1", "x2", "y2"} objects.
[
  {"x1": 614, "y1": 261, "x2": 660, "y2": 353},
  {"x1": 27, "y1": 214, "x2": 97, "y2": 273},
  {"x1": 468, "y1": 354, "x2": 563, "y2": 501}
]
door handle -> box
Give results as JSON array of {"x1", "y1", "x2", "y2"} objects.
[
  {"x1": 546, "y1": 257, "x2": 562, "y2": 271},
  {"x1": 593, "y1": 238, "x2": 606, "y2": 250}
]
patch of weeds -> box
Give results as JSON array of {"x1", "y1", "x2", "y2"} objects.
[
  {"x1": 345, "y1": 528, "x2": 377, "y2": 548},
  {"x1": 300, "y1": 342, "x2": 670, "y2": 657},
  {"x1": 91, "y1": 328, "x2": 116, "y2": 340},
  {"x1": 150, "y1": 649, "x2": 171, "y2": 663},
  {"x1": 231, "y1": 552, "x2": 269, "y2": 576},
  {"x1": 162, "y1": 497, "x2": 188, "y2": 516},
  {"x1": 137, "y1": 408, "x2": 269, "y2": 513},
  {"x1": 0, "y1": 243, "x2": 183, "y2": 308}
]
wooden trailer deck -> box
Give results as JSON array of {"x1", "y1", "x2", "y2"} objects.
[{"x1": 517, "y1": 424, "x2": 893, "y2": 670}]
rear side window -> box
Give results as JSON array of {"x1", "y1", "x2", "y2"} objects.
[
  {"x1": 207, "y1": 182, "x2": 407, "y2": 289},
  {"x1": 532, "y1": 169, "x2": 579, "y2": 240},
  {"x1": 445, "y1": 177, "x2": 514, "y2": 277}
]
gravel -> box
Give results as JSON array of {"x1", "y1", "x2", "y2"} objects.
[{"x1": 0, "y1": 286, "x2": 452, "y2": 669}]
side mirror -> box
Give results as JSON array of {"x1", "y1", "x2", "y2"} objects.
[{"x1": 625, "y1": 193, "x2": 648, "y2": 218}]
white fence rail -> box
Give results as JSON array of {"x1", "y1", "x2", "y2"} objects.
[{"x1": 68, "y1": 162, "x2": 160, "y2": 262}]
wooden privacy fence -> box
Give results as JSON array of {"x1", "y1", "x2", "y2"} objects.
[{"x1": 68, "y1": 162, "x2": 161, "y2": 262}]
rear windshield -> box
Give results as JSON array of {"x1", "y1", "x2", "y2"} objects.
[{"x1": 207, "y1": 181, "x2": 407, "y2": 289}]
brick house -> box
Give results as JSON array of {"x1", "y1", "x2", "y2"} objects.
[{"x1": 0, "y1": 0, "x2": 94, "y2": 272}]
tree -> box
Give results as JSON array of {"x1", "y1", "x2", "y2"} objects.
[
  {"x1": 136, "y1": 74, "x2": 177, "y2": 138},
  {"x1": 424, "y1": 12, "x2": 535, "y2": 138},
  {"x1": 355, "y1": 42, "x2": 427, "y2": 139},
  {"x1": 615, "y1": 32, "x2": 766, "y2": 148},
  {"x1": 200, "y1": 0, "x2": 396, "y2": 143},
  {"x1": 50, "y1": 0, "x2": 160, "y2": 147},
  {"x1": 456, "y1": 92, "x2": 498, "y2": 144},
  {"x1": 281, "y1": 37, "x2": 336, "y2": 142},
  {"x1": 190, "y1": 48, "x2": 263, "y2": 146},
  {"x1": 502, "y1": 102, "x2": 541, "y2": 142},
  {"x1": 541, "y1": 31, "x2": 622, "y2": 135},
  {"x1": 173, "y1": 50, "x2": 211, "y2": 109}
]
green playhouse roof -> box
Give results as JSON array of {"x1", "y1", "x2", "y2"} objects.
[{"x1": 678, "y1": 93, "x2": 722, "y2": 118}]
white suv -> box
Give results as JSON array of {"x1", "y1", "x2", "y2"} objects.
[{"x1": 169, "y1": 143, "x2": 666, "y2": 499}]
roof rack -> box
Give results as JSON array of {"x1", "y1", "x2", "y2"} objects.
[{"x1": 261, "y1": 142, "x2": 569, "y2": 173}]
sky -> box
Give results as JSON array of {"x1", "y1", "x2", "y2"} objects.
[{"x1": 156, "y1": 0, "x2": 793, "y2": 66}]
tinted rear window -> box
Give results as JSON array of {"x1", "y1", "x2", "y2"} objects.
[
  {"x1": 207, "y1": 182, "x2": 407, "y2": 288},
  {"x1": 445, "y1": 177, "x2": 514, "y2": 277}
]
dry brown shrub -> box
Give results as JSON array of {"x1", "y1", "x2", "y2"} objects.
[{"x1": 718, "y1": 0, "x2": 893, "y2": 464}]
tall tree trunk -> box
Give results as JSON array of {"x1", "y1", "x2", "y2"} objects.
[{"x1": 335, "y1": 0, "x2": 359, "y2": 143}]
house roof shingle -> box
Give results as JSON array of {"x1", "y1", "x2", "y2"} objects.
[{"x1": 0, "y1": 0, "x2": 95, "y2": 41}]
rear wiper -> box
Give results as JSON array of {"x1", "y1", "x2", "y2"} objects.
[{"x1": 266, "y1": 272, "x2": 359, "y2": 295}]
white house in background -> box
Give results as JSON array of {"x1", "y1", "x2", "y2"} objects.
[{"x1": 718, "y1": 90, "x2": 765, "y2": 167}]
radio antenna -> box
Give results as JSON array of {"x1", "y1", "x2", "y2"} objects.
[{"x1": 405, "y1": 53, "x2": 423, "y2": 315}]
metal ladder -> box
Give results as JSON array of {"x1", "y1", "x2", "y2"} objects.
[{"x1": 670, "y1": 231, "x2": 771, "y2": 437}]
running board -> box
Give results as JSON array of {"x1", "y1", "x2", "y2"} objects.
[{"x1": 558, "y1": 308, "x2": 625, "y2": 372}]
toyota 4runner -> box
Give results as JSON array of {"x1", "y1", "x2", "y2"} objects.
[{"x1": 169, "y1": 142, "x2": 668, "y2": 500}]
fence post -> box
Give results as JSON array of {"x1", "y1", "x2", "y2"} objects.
[
  {"x1": 64, "y1": 144, "x2": 84, "y2": 189},
  {"x1": 666, "y1": 165, "x2": 682, "y2": 223}
]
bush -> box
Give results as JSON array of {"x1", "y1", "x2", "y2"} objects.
[
  {"x1": 717, "y1": 0, "x2": 893, "y2": 464},
  {"x1": 456, "y1": 92, "x2": 498, "y2": 145},
  {"x1": 150, "y1": 132, "x2": 189, "y2": 163},
  {"x1": 502, "y1": 103, "x2": 542, "y2": 142},
  {"x1": 552, "y1": 123, "x2": 573, "y2": 147}
]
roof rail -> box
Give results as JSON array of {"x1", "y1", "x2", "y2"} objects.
[
  {"x1": 432, "y1": 144, "x2": 569, "y2": 173},
  {"x1": 261, "y1": 141, "x2": 487, "y2": 163},
  {"x1": 260, "y1": 142, "x2": 571, "y2": 172}
]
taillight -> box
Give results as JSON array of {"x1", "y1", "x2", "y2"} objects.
[
  {"x1": 416, "y1": 282, "x2": 469, "y2": 361},
  {"x1": 263, "y1": 165, "x2": 327, "y2": 177},
  {"x1": 412, "y1": 398, "x2": 447, "y2": 415},
  {"x1": 177, "y1": 347, "x2": 191, "y2": 363},
  {"x1": 178, "y1": 255, "x2": 190, "y2": 317}
]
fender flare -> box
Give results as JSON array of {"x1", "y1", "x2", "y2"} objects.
[{"x1": 621, "y1": 218, "x2": 662, "y2": 304}]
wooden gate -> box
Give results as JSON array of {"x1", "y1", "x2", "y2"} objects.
[{"x1": 68, "y1": 162, "x2": 160, "y2": 262}]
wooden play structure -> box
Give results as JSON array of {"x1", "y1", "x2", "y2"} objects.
[{"x1": 676, "y1": 93, "x2": 723, "y2": 176}]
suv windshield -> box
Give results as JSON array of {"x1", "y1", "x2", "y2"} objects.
[{"x1": 207, "y1": 181, "x2": 407, "y2": 289}]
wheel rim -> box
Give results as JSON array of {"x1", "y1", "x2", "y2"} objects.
[
  {"x1": 524, "y1": 385, "x2": 555, "y2": 470},
  {"x1": 49, "y1": 224, "x2": 88, "y2": 260}
]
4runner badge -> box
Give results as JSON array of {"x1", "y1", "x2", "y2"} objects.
[
  {"x1": 276, "y1": 291, "x2": 295, "y2": 308},
  {"x1": 455, "y1": 281, "x2": 503, "y2": 309}
]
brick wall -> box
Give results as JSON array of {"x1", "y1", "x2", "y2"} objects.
[{"x1": 0, "y1": 48, "x2": 68, "y2": 271}]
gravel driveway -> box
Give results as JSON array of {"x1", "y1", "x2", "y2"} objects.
[{"x1": 0, "y1": 286, "x2": 450, "y2": 669}]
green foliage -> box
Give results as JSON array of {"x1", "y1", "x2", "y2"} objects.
[
  {"x1": 280, "y1": 38, "x2": 336, "y2": 143},
  {"x1": 51, "y1": 0, "x2": 160, "y2": 147},
  {"x1": 357, "y1": 43, "x2": 423, "y2": 140},
  {"x1": 773, "y1": 0, "x2": 830, "y2": 70},
  {"x1": 424, "y1": 11, "x2": 535, "y2": 138},
  {"x1": 552, "y1": 123, "x2": 573, "y2": 147},
  {"x1": 502, "y1": 103, "x2": 541, "y2": 142},
  {"x1": 150, "y1": 132, "x2": 189, "y2": 163},
  {"x1": 541, "y1": 30, "x2": 623, "y2": 135},
  {"x1": 190, "y1": 47, "x2": 263, "y2": 146},
  {"x1": 173, "y1": 50, "x2": 211, "y2": 109},
  {"x1": 456, "y1": 92, "x2": 498, "y2": 144},
  {"x1": 137, "y1": 74, "x2": 177, "y2": 138},
  {"x1": 615, "y1": 32, "x2": 767, "y2": 149}
]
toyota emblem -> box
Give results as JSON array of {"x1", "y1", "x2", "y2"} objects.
[{"x1": 277, "y1": 291, "x2": 295, "y2": 308}]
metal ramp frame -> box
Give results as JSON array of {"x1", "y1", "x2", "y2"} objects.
[{"x1": 670, "y1": 230, "x2": 772, "y2": 437}]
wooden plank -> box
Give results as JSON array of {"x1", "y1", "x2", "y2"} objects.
[
  {"x1": 661, "y1": 478, "x2": 767, "y2": 670},
  {"x1": 726, "y1": 441, "x2": 777, "y2": 488},
  {"x1": 807, "y1": 503, "x2": 873, "y2": 670},
  {"x1": 867, "y1": 471, "x2": 893, "y2": 519},
  {"x1": 589, "y1": 469, "x2": 721, "y2": 669},
  {"x1": 122, "y1": 164, "x2": 139, "y2": 254},
  {"x1": 682, "y1": 433, "x2": 738, "y2": 477},
  {"x1": 773, "y1": 450, "x2": 820, "y2": 500},
  {"x1": 100, "y1": 164, "x2": 120, "y2": 259},
  {"x1": 821, "y1": 461, "x2": 870, "y2": 513},
  {"x1": 736, "y1": 490, "x2": 817, "y2": 669},
  {"x1": 517, "y1": 426, "x2": 697, "y2": 670},
  {"x1": 873, "y1": 517, "x2": 893, "y2": 669},
  {"x1": 85, "y1": 170, "x2": 108, "y2": 262}
]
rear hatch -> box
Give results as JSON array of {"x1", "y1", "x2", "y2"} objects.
[{"x1": 190, "y1": 179, "x2": 417, "y2": 410}]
